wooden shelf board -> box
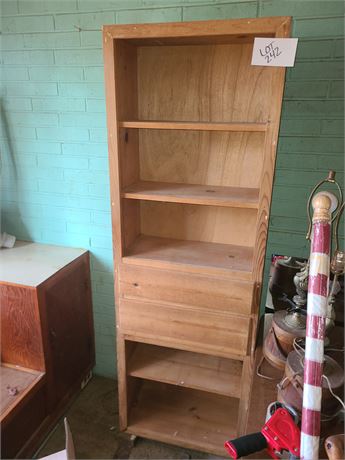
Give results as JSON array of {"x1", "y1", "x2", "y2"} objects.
[
  {"x1": 119, "y1": 120, "x2": 268, "y2": 132},
  {"x1": 124, "y1": 334, "x2": 247, "y2": 362},
  {"x1": 1, "y1": 363, "x2": 45, "y2": 422},
  {"x1": 128, "y1": 380, "x2": 238, "y2": 456},
  {"x1": 122, "y1": 181, "x2": 260, "y2": 209},
  {"x1": 128, "y1": 342, "x2": 242, "y2": 398},
  {"x1": 124, "y1": 235, "x2": 253, "y2": 280}
]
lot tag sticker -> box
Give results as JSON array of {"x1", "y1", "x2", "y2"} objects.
[{"x1": 251, "y1": 38, "x2": 298, "y2": 67}]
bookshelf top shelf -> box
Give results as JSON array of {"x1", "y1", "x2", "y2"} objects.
[
  {"x1": 104, "y1": 17, "x2": 291, "y2": 45},
  {"x1": 122, "y1": 181, "x2": 260, "y2": 209},
  {"x1": 119, "y1": 120, "x2": 268, "y2": 132}
]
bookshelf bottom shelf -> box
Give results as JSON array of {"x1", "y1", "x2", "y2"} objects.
[{"x1": 127, "y1": 379, "x2": 239, "y2": 456}]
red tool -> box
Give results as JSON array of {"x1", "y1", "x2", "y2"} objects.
[{"x1": 225, "y1": 402, "x2": 301, "y2": 459}]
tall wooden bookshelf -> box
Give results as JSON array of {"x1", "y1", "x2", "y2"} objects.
[{"x1": 103, "y1": 17, "x2": 290, "y2": 456}]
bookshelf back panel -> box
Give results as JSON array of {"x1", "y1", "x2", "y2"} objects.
[
  {"x1": 140, "y1": 201, "x2": 256, "y2": 247},
  {"x1": 137, "y1": 44, "x2": 273, "y2": 123},
  {"x1": 138, "y1": 130, "x2": 265, "y2": 188}
]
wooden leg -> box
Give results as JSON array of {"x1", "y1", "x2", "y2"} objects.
[
  {"x1": 237, "y1": 356, "x2": 253, "y2": 436},
  {"x1": 117, "y1": 335, "x2": 128, "y2": 431}
]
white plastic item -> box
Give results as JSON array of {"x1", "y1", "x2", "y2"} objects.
[
  {"x1": 0, "y1": 232, "x2": 16, "y2": 248},
  {"x1": 39, "y1": 418, "x2": 75, "y2": 460}
]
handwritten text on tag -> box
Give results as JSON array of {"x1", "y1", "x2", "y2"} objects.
[{"x1": 251, "y1": 38, "x2": 298, "y2": 67}]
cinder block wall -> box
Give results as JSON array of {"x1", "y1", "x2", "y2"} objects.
[{"x1": 1, "y1": 0, "x2": 344, "y2": 378}]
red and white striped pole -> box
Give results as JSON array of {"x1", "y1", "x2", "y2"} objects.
[{"x1": 300, "y1": 193, "x2": 333, "y2": 460}]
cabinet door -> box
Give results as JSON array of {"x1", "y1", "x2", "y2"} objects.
[
  {"x1": 0, "y1": 284, "x2": 45, "y2": 371},
  {"x1": 39, "y1": 255, "x2": 95, "y2": 408}
]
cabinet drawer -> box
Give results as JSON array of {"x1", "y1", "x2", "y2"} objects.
[
  {"x1": 119, "y1": 265, "x2": 254, "y2": 316},
  {"x1": 119, "y1": 299, "x2": 251, "y2": 358}
]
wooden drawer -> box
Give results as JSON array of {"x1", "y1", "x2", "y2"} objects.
[
  {"x1": 119, "y1": 299, "x2": 251, "y2": 359},
  {"x1": 119, "y1": 265, "x2": 254, "y2": 316}
]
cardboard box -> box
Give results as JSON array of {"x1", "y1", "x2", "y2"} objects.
[{"x1": 40, "y1": 418, "x2": 75, "y2": 460}]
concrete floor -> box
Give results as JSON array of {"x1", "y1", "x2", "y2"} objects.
[{"x1": 35, "y1": 376, "x2": 222, "y2": 459}]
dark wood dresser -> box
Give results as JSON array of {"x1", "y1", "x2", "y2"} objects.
[{"x1": 0, "y1": 241, "x2": 95, "y2": 458}]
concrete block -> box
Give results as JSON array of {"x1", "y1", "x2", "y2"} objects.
[
  {"x1": 284, "y1": 81, "x2": 328, "y2": 99},
  {"x1": 84, "y1": 66, "x2": 104, "y2": 82},
  {"x1": 88, "y1": 183, "x2": 110, "y2": 197},
  {"x1": 89, "y1": 127, "x2": 107, "y2": 142},
  {"x1": 41, "y1": 206, "x2": 91, "y2": 223},
  {"x1": 321, "y1": 119, "x2": 343, "y2": 136},
  {"x1": 58, "y1": 82, "x2": 104, "y2": 97},
  {"x1": 63, "y1": 169, "x2": 109, "y2": 184},
  {"x1": 2, "y1": 33, "x2": 25, "y2": 50},
  {"x1": 55, "y1": 48, "x2": 103, "y2": 65},
  {"x1": 329, "y1": 81, "x2": 344, "y2": 98},
  {"x1": 80, "y1": 30, "x2": 102, "y2": 47},
  {"x1": 32, "y1": 97, "x2": 86, "y2": 112},
  {"x1": 2, "y1": 67, "x2": 29, "y2": 81},
  {"x1": 89, "y1": 156, "x2": 109, "y2": 171},
  {"x1": 2, "y1": 0, "x2": 19, "y2": 15},
  {"x1": 7, "y1": 111, "x2": 59, "y2": 127},
  {"x1": 117, "y1": 7, "x2": 182, "y2": 24},
  {"x1": 334, "y1": 39, "x2": 344, "y2": 57},
  {"x1": 29, "y1": 66, "x2": 84, "y2": 82},
  {"x1": 40, "y1": 229, "x2": 90, "y2": 248},
  {"x1": 91, "y1": 211, "x2": 111, "y2": 226},
  {"x1": 3, "y1": 14, "x2": 54, "y2": 33},
  {"x1": 5, "y1": 81, "x2": 58, "y2": 96},
  {"x1": 37, "y1": 154, "x2": 89, "y2": 169},
  {"x1": 90, "y1": 235, "x2": 113, "y2": 249},
  {"x1": 36, "y1": 126, "x2": 89, "y2": 141},
  {"x1": 279, "y1": 119, "x2": 321, "y2": 136},
  {"x1": 60, "y1": 112, "x2": 106, "y2": 128},
  {"x1": 260, "y1": 0, "x2": 344, "y2": 18},
  {"x1": 296, "y1": 40, "x2": 333, "y2": 60},
  {"x1": 38, "y1": 179, "x2": 89, "y2": 194},
  {"x1": 55, "y1": 11, "x2": 114, "y2": 31},
  {"x1": 62, "y1": 142, "x2": 108, "y2": 156},
  {"x1": 3, "y1": 50, "x2": 54, "y2": 64},
  {"x1": 76, "y1": 0, "x2": 142, "y2": 12},
  {"x1": 289, "y1": 61, "x2": 343, "y2": 80},
  {"x1": 294, "y1": 17, "x2": 344, "y2": 38},
  {"x1": 282, "y1": 100, "x2": 343, "y2": 118},
  {"x1": 9, "y1": 139, "x2": 61, "y2": 154},
  {"x1": 278, "y1": 136, "x2": 343, "y2": 153},
  {"x1": 3, "y1": 126, "x2": 37, "y2": 140},
  {"x1": 183, "y1": 2, "x2": 257, "y2": 21},
  {"x1": 86, "y1": 98, "x2": 106, "y2": 113},
  {"x1": 18, "y1": 0, "x2": 77, "y2": 14},
  {"x1": 2, "y1": 97, "x2": 32, "y2": 111},
  {"x1": 23, "y1": 31, "x2": 80, "y2": 49}
]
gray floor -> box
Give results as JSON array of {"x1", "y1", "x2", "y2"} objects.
[{"x1": 35, "y1": 376, "x2": 223, "y2": 459}]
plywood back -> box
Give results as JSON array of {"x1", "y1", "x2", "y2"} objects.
[
  {"x1": 139, "y1": 130, "x2": 265, "y2": 188},
  {"x1": 115, "y1": 41, "x2": 138, "y2": 120},
  {"x1": 138, "y1": 44, "x2": 273, "y2": 123},
  {"x1": 140, "y1": 201, "x2": 257, "y2": 247}
]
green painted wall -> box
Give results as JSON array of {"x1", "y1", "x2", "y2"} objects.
[{"x1": 1, "y1": 0, "x2": 344, "y2": 378}]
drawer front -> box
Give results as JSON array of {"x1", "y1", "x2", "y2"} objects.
[
  {"x1": 119, "y1": 298, "x2": 251, "y2": 358},
  {"x1": 119, "y1": 265, "x2": 254, "y2": 316}
]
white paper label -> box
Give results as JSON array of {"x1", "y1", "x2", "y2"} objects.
[{"x1": 251, "y1": 38, "x2": 298, "y2": 67}]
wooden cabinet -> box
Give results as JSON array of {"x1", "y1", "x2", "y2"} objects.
[
  {"x1": 103, "y1": 17, "x2": 290, "y2": 455},
  {"x1": 0, "y1": 241, "x2": 95, "y2": 458}
]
